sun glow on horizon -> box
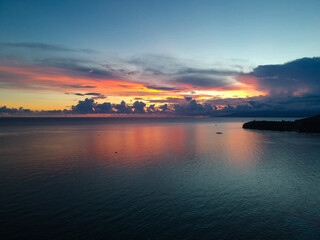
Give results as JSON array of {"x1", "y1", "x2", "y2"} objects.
[{"x1": 0, "y1": 60, "x2": 268, "y2": 111}]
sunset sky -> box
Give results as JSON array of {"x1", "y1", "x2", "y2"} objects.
[{"x1": 1, "y1": 0, "x2": 320, "y2": 116}]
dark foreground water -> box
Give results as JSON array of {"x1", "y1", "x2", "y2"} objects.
[{"x1": 1, "y1": 117, "x2": 320, "y2": 240}]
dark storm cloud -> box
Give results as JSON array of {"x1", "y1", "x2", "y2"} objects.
[
  {"x1": 243, "y1": 57, "x2": 320, "y2": 95},
  {"x1": 218, "y1": 57, "x2": 320, "y2": 115},
  {"x1": 203, "y1": 93, "x2": 320, "y2": 117},
  {"x1": 184, "y1": 96, "x2": 192, "y2": 101},
  {"x1": 260, "y1": 94, "x2": 320, "y2": 112}
]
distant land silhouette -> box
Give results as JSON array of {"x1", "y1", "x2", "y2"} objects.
[{"x1": 243, "y1": 114, "x2": 320, "y2": 133}]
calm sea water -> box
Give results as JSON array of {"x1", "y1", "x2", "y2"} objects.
[{"x1": 1, "y1": 117, "x2": 320, "y2": 240}]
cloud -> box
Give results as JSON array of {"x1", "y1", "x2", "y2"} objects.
[
  {"x1": 0, "y1": 106, "x2": 32, "y2": 114},
  {"x1": 91, "y1": 95, "x2": 107, "y2": 100},
  {"x1": 241, "y1": 57, "x2": 320, "y2": 96},
  {"x1": 147, "y1": 104, "x2": 156, "y2": 113},
  {"x1": 175, "y1": 75, "x2": 238, "y2": 90},
  {"x1": 125, "y1": 54, "x2": 243, "y2": 91},
  {"x1": 96, "y1": 102, "x2": 112, "y2": 113},
  {"x1": 205, "y1": 96, "x2": 257, "y2": 107},
  {"x1": 0, "y1": 45, "x2": 245, "y2": 95},
  {"x1": 176, "y1": 76, "x2": 221, "y2": 87},
  {"x1": 71, "y1": 98, "x2": 112, "y2": 113},
  {"x1": 83, "y1": 93, "x2": 102, "y2": 96},
  {"x1": 184, "y1": 96, "x2": 192, "y2": 101},
  {"x1": 0, "y1": 42, "x2": 95, "y2": 53},
  {"x1": 174, "y1": 99, "x2": 215, "y2": 116},
  {"x1": 2, "y1": 93, "x2": 320, "y2": 117},
  {"x1": 72, "y1": 98, "x2": 96, "y2": 113},
  {"x1": 62, "y1": 84, "x2": 96, "y2": 89},
  {"x1": 159, "y1": 104, "x2": 168, "y2": 112},
  {"x1": 146, "y1": 85, "x2": 178, "y2": 91},
  {"x1": 176, "y1": 67, "x2": 239, "y2": 76},
  {"x1": 114, "y1": 101, "x2": 132, "y2": 113},
  {"x1": 71, "y1": 92, "x2": 106, "y2": 99},
  {"x1": 203, "y1": 93, "x2": 320, "y2": 116},
  {"x1": 1, "y1": 42, "x2": 320, "y2": 117},
  {"x1": 128, "y1": 54, "x2": 184, "y2": 75},
  {"x1": 39, "y1": 58, "x2": 115, "y2": 79},
  {"x1": 132, "y1": 101, "x2": 146, "y2": 113},
  {"x1": 147, "y1": 97, "x2": 185, "y2": 104}
]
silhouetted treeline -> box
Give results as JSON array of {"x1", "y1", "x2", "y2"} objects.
[{"x1": 243, "y1": 114, "x2": 320, "y2": 133}]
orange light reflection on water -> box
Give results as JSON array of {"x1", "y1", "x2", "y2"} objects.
[{"x1": 2, "y1": 121, "x2": 268, "y2": 172}]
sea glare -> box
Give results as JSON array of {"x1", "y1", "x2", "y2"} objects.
[{"x1": 0, "y1": 117, "x2": 320, "y2": 240}]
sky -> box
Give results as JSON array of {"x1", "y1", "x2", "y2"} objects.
[{"x1": 0, "y1": 0, "x2": 320, "y2": 116}]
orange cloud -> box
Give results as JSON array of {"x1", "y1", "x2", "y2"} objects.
[{"x1": 0, "y1": 61, "x2": 266, "y2": 110}]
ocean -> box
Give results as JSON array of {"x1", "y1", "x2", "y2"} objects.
[{"x1": 0, "y1": 117, "x2": 320, "y2": 239}]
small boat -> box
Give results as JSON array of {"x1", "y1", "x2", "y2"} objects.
[{"x1": 216, "y1": 132, "x2": 223, "y2": 134}]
